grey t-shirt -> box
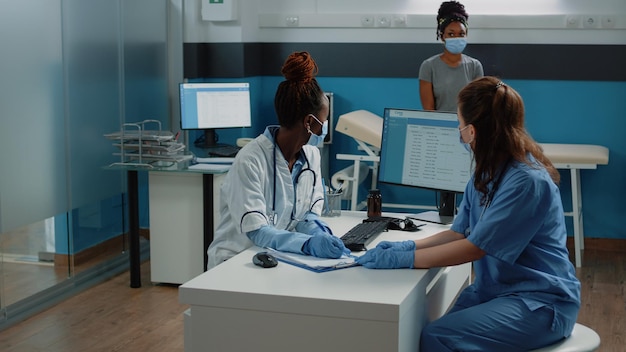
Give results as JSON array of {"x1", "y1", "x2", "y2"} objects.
[{"x1": 419, "y1": 54, "x2": 484, "y2": 112}]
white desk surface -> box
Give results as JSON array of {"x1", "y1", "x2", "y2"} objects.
[
  {"x1": 179, "y1": 211, "x2": 469, "y2": 352},
  {"x1": 179, "y1": 211, "x2": 451, "y2": 321}
]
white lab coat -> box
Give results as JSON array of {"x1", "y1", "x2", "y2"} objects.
[{"x1": 207, "y1": 129, "x2": 325, "y2": 269}]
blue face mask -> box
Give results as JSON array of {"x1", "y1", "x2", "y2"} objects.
[
  {"x1": 460, "y1": 138, "x2": 471, "y2": 153},
  {"x1": 459, "y1": 125, "x2": 472, "y2": 152},
  {"x1": 444, "y1": 37, "x2": 467, "y2": 54},
  {"x1": 307, "y1": 115, "x2": 328, "y2": 146}
]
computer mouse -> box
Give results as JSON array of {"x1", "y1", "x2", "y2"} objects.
[
  {"x1": 387, "y1": 218, "x2": 422, "y2": 232},
  {"x1": 252, "y1": 252, "x2": 278, "y2": 268},
  {"x1": 401, "y1": 218, "x2": 422, "y2": 232}
]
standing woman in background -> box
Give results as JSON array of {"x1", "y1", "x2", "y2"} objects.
[{"x1": 419, "y1": 1, "x2": 484, "y2": 112}]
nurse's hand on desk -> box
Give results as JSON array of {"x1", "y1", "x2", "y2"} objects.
[
  {"x1": 302, "y1": 234, "x2": 347, "y2": 259},
  {"x1": 377, "y1": 240, "x2": 416, "y2": 251},
  {"x1": 356, "y1": 247, "x2": 414, "y2": 269}
]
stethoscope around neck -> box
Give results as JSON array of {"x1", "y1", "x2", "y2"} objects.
[{"x1": 269, "y1": 132, "x2": 317, "y2": 226}]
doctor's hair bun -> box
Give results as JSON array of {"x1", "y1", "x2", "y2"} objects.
[
  {"x1": 281, "y1": 51, "x2": 319, "y2": 83},
  {"x1": 274, "y1": 51, "x2": 324, "y2": 129}
]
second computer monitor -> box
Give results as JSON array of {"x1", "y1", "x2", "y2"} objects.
[{"x1": 378, "y1": 108, "x2": 473, "y2": 224}]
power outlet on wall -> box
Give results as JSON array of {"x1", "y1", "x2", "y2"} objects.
[
  {"x1": 582, "y1": 16, "x2": 599, "y2": 29},
  {"x1": 361, "y1": 15, "x2": 375, "y2": 27},
  {"x1": 376, "y1": 15, "x2": 391, "y2": 27},
  {"x1": 392, "y1": 15, "x2": 407, "y2": 27},
  {"x1": 601, "y1": 15, "x2": 616, "y2": 28},
  {"x1": 285, "y1": 16, "x2": 299, "y2": 27},
  {"x1": 565, "y1": 16, "x2": 580, "y2": 28}
]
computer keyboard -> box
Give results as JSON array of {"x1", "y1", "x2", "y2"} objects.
[
  {"x1": 340, "y1": 220, "x2": 389, "y2": 252},
  {"x1": 208, "y1": 145, "x2": 241, "y2": 157}
]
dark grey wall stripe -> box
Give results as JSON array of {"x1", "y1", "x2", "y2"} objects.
[{"x1": 184, "y1": 43, "x2": 626, "y2": 81}]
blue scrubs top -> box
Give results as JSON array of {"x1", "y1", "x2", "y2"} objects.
[{"x1": 451, "y1": 157, "x2": 580, "y2": 317}]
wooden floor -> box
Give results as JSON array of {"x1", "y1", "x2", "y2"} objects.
[
  {"x1": 0, "y1": 262, "x2": 186, "y2": 352},
  {"x1": 0, "y1": 245, "x2": 624, "y2": 352}
]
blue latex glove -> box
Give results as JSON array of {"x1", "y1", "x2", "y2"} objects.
[
  {"x1": 356, "y1": 247, "x2": 414, "y2": 269},
  {"x1": 308, "y1": 220, "x2": 350, "y2": 256},
  {"x1": 310, "y1": 226, "x2": 331, "y2": 238},
  {"x1": 377, "y1": 240, "x2": 416, "y2": 251},
  {"x1": 302, "y1": 234, "x2": 347, "y2": 259}
]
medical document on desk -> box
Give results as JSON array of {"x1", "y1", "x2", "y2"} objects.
[{"x1": 265, "y1": 248, "x2": 357, "y2": 273}]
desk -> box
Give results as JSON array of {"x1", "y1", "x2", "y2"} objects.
[
  {"x1": 539, "y1": 143, "x2": 609, "y2": 267},
  {"x1": 179, "y1": 211, "x2": 471, "y2": 352},
  {"x1": 110, "y1": 164, "x2": 228, "y2": 287},
  {"x1": 148, "y1": 170, "x2": 226, "y2": 284}
]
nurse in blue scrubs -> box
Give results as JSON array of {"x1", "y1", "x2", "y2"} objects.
[{"x1": 356, "y1": 76, "x2": 581, "y2": 351}]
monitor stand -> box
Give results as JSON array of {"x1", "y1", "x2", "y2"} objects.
[
  {"x1": 408, "y1": 211, "x2": 454, "y2": 225},
  {"x1": 194, "y1": 129, "x2": 219, "y2": 148},
  {"x1": 194, "y1": 129, "x2": 240, "y2": 157},
  {"x1": 408, "y1": 192, "x2": 456, "y2": 225}
]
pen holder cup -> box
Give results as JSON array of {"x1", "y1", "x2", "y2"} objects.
[{"x1": 322, "y1": 192, "x2": 342, "y2": 217}]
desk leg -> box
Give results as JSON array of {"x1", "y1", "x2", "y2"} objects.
[
  {"x1": 571, "y1": 169, "x2": 583, "y2": 268},
  {"x1": 128, "y1": 170, "x2": 141, "y2": 288},
  {"x1": 203, "y1": 174, "x2": 214, "y2": 271}
]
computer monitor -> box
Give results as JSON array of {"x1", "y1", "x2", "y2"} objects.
[
  {"x1": 378, "y1": 108, "x2": 472, "y2": 224},
  {"x1": 179, "y1": 82, "x2": 251, "y2": 148}
]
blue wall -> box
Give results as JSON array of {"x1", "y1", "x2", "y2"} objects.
[{"x1": 216, "y1": 76, "x2": 624, "y2": 240}]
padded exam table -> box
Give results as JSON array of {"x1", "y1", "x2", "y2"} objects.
[{"x1": 539, "y1": 143, "x2": 609, "y2": 267}]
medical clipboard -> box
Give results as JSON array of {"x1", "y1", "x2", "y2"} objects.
[{"x1": 265, "y1": 248, "x2": 358, "y2": 273}]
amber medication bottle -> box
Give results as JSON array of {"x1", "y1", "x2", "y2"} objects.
[{"x1": 367, "y1": 189, "x2": 382, "y2": 218}]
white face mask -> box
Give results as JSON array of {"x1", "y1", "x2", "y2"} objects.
[{"x1": 307, "y1": 115, "x2": 328, "y2": 146}]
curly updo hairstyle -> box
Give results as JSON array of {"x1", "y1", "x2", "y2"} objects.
[
  {"x1": 436, "y1": 1, "x2": 469, "y2": 40},
  {"x1": 274, "y1": 51, "x2": 325, "y2": 129}
]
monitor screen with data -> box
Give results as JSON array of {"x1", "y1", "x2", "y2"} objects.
[
  {"x1": 379, "y1": 108, "x2": 472, "y2": 196},
  {"x1": 179, "y1": 82, "x2": 251, "y2": 147}
]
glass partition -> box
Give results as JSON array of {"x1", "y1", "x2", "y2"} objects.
[{"x1": 0, "y1": 0, "x2": 168, "y2": 325}]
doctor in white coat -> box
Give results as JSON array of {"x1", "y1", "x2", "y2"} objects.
[{"x1": 207, "y1": 51, "x2": 348, "y2": 269}]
